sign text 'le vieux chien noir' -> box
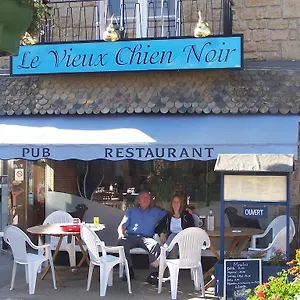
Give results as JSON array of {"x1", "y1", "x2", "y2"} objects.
[{"x1": 11, "y1": 36, "x2": 243, "y2": 75}]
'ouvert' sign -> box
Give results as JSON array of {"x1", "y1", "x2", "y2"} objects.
[{"x1": 11, "y1": 36, "x2": 243, "y2": 75}]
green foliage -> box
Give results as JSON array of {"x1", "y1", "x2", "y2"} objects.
[
  {"x1": 247, "y1": 249, "x2": 300, "y2": 300},
  {"x1": 247, "y1": 271, "x2": 300, "y2": 300},
  {"x1": 145, "y1": 161, "x2": 197, "y2": 205},
  {"x1": 267, "y1": 249, "x2": 287, "y2": 266},
  {"x1": 248, "y1": 250, "x2": 286, "y2": 266},
  {"x1": 19, "y1": 0, "x2": 50, "y2": 37}
]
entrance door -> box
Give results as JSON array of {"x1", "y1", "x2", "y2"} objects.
[
  {"x1": 33, "y1": 163, "x2": 46, "y2": 226},
  {"x1": 8, "y1": 160, "x2": 27, "y2": 231}
]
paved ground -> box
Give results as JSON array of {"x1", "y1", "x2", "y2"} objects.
[
  {"x1": 0, "y1": 252, "x2": 219, "y2": 300},
  {"x1": 0, "y1": 250, "x2": 23, "y2": 289}
]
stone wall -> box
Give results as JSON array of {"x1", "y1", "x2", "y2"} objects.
[
  {"x1": 0, "y1": 56, "x2": 9, "y2": 69},
  {"x1": 233, "y1": 0, "x2": 300, "y2": 60}
]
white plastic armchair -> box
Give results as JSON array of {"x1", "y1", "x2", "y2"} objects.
[
  {"x1": 250, "y1": 215, "x2": 293, "y2": 249},
  {"x1": 4, "y1": 225, "x2": 57, "y2": 295},
  {"x1": 38, "y1": 211, "x2": 76, "y2": 269},
  {"x1": 80, "y1": 224, "x2": 132, "y2": 297},
  {"x1": 249, "y1": 217, "x2": 295, "y2": 260},
  {"x1": 158, "y1": 227, "x2": 210, "y2": 300}
]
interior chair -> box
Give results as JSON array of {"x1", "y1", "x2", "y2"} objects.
[
  {"x1": 158, "y1": 227, "x2": 210, "y2": 300},
  {"x1": 80, "y1": 224, "x2": 132, "y2": 297},
  {"x1": 249, "y1": 216, "x2": 296, "y2": 260},
  {"x1": 68, "y1": 203, "x2": 88, "y2": 221},
  {"x1": 38, "y1": 210, "x2": 77, "y2": 270},
  {"x1": 4, "y1": 225, "x2": 57, "y2": 295}
]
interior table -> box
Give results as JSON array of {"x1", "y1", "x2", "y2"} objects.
[
  {"x1": 27, "y1": 223, "x2": 105, "y2": 285},
  {"x1": 204, "y1": 227, "x2": 264, "y2": 289}
]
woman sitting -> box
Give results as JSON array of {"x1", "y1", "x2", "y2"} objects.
[{"x1": 155, "y1": 193, "x2": 195, "y2": 258}]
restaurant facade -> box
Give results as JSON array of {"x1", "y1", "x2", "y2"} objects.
[{"x1": 0, "y1": 0, "x2": 300, "y2": 251}]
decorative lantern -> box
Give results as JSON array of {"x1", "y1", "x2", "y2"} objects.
[
  {"x1": 194, "y1": 11, "x2": 211, "y2": 38},
  {"x1": 0, "y1": 0, "x2": 34, "y2": 56},
  {"x1": 103, "y1": 15, "x2": 122, "y2": 42}
]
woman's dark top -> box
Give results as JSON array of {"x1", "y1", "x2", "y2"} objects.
[{"x1": 155, "y1": 210, "x2": 195, "y2": 236}]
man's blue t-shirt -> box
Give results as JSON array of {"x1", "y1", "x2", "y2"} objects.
[{"x1": 120, "y1": 206, "x2": 167, "y2": 237}]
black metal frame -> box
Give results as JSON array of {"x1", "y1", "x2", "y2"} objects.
[{"x1": 39, "y1": 0, "x2": 233, "y2": 43}]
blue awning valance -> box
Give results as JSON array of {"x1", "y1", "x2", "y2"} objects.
[{"x1": 0, "y1": 114, "x2": 297, "y2": 161}]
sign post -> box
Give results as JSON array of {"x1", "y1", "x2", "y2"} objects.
[{"x1": 214, "y1": 154, "x2": 294, "y2": 298}]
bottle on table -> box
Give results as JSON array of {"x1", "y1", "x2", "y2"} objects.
[{"x1": 207, "y1": 209, "x2": 215, "y2": 231}]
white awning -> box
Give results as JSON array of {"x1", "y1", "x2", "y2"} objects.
[{"x1": 0, "y1": 114, "x2": 297, "y2": 161}]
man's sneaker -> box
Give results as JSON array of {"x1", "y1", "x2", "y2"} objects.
[
  {"x1": 122, "y1": 267, "x2": 135, "y2": 281},
  {"x1": 145, "y1": 272, "x2": 159, "y2": 286}
]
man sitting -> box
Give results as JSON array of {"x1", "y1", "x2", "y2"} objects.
[{"x1": 117, "y1": 190, "x2": 167, "y2": 284}]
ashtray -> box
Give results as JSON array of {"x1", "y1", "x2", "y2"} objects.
[{"x1": 60, "y1": 225, "x2": 80, "y2": 232}]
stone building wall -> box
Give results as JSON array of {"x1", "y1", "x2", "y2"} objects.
[
  {"x1": 1, "y1": 0, "x2": 300, "y2": 69},
  {"x1": 233, "y1": 0, "x2": 300, "y2": 60}
]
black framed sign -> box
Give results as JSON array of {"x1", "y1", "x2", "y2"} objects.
[{"x1": 224, "y1": 259, "x2": 262, "y2": 300}]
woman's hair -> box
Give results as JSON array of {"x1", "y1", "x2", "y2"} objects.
[
  {"x1": 169, "y1": 193, "x2": 186, "y2": 215},
  {"x1": 134, "y1": 190, "x2": 153, "y2": 207}
]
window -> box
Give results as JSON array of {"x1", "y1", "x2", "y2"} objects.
[{"x1": 104, "y1": 0, "x2": 180, "y2": 38}]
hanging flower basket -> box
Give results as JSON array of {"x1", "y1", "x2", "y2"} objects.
[{"x1": 0, "y1": 0, "x2": 50, "y2": 56}]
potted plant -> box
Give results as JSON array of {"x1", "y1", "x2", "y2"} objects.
[
  {"x1": 247, "y1": 249, "x2": 288, "y2": 282},
  {"x1": 247, "y1": 249, "x2": 300, "y2": 300},
  {"x1": 262, "y1": 249, "x2": 288, "y2": 282},
  {"x1": 0, "y1": 0, "x2": 50, "y2": 56}
]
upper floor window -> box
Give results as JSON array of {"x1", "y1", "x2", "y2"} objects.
[{"x1": 105, "y1": 0, "x2": 179, "y2": 38}]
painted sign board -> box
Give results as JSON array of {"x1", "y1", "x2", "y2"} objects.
[
  {"x1": 243, "y1": 206, "x2": 268, "y2": 219},
  {"x1": 19, "y1": 146, "x2": 215, "y2": 160},
  {"x1": 11, "y1": 35, "x2": 243, "y2": 75},
  {"x1": 224, "y1": 259, "x2": 262, "y2": 300}
]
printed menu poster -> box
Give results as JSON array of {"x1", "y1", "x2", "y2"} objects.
[{"x1": 224, "y1": 175, "x2": 286, "y2": 202}]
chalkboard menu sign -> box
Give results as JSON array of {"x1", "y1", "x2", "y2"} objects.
[{"x1": 224, "y1": 259, "x2": 262, "y2": 300}]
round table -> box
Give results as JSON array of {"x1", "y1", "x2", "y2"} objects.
[
  {"x1": 27, "y1": 223, "x2": 105, "y2": 284},
  {"x1": 27, "y1": 223, "x2": 105, "y2": 236}
]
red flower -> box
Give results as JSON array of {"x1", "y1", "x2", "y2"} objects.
[
  {"x1": 255, "y1": 290, "x2": 265, "y2": 299},
  {"x1": 42, "y1": 0, "x2": 49, "y2": 4},
  {"x1": 263, "y1": 283, "x2": 269, "y2": 288},
  {"x1": 272, "y1": 277, "x2": 277, "y2": 281}
]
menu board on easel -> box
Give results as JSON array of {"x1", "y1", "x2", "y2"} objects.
[
  {"x1": 224, "y1": 175, "x2": 287, "y2": 202},
  {"x1": 224, "y1": 259, "x2": 262, "y2": 300}
]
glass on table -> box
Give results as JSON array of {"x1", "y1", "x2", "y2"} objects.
[{"x1": 93, "y1": 217, "x2": 100, "y2": 227}]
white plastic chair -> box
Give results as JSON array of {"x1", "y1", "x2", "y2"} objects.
[
  {"x1": 38, "y1": 211, "x2": 76, "y2": 269},
  {"x1": 250, "y1": 215, "x2": 294, "y2": 249},
  {"x1": 158, "y1": 227, "x2": 210, "y2": 300},
  {"x1": 249, "y1": 216, "x2": 295, "y2": 260},
  {"x1": 4, "y1": 225, "x2": 57, "y2": 295},
  {"x1": 80, "y1": 224, "x2": 132, "y2": 297}
]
